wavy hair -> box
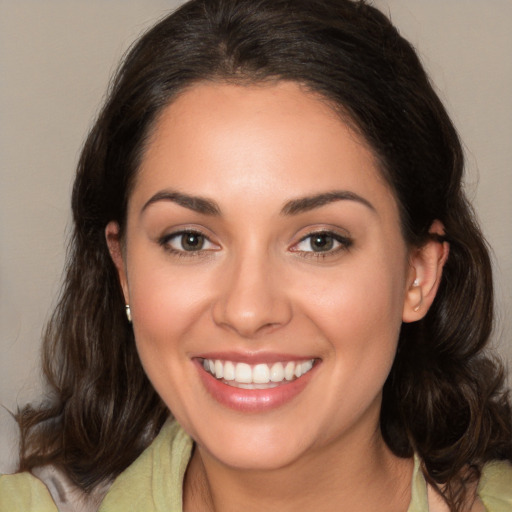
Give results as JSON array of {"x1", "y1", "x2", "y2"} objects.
[{"x1": 17, "y1": 0, "x2": 511, "y2": 509}]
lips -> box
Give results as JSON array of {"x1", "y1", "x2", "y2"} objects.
[
  {"x1": 202, "y1": 358, "x2": 315, "y2": 388},
  {"x1": 195, "y1": 355, "x2": 319, "y2": 412}
]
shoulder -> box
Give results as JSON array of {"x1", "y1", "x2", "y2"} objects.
[
  {"x1": 409, "y1": 456, "x2": 512, "y2": 512},
  {"x1": 478, "y1": 459, "x2": 512, "y2": 512},
  {"x1": 0, "y1": 472, "x2": 58, "y2": 512},
  {"x1": 0, "y1": 421, "x2": 191, "y2": 512},
  {"x1": 98, "y1": 419, "x2": 193, "y2": 512}
]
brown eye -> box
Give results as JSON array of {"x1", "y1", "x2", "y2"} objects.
[
  {"x1": 309, "y1": 234, "x2": 334, "y2": 252},
  {"x1": 180, "y1": 232, "x2": 205, "y2": 251},
  {"x1": 160, "y1": 230, "x2": 218, "y2": 254},
  {"x1": 292, "y1": 230, "x2": 353, "y2": 256}
]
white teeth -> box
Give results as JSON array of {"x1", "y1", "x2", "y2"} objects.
[
  {"x1": 223, "y1": 361, "x2": 235, "y2": 381},
  {"x1": 214, "y1": 360, "x2": 223, "y2": 379},
  {"x1": 253, "y1": 364, "x2": 270, "y2": 384},
  {"x1": 202, "y1": 358, "x2": 315, "y2": 385},
  {"x1": 284, "y1": 361, "x2": 295, "y2": 381},
  {"x1": 270, "y1": 362, "x2": 284, "y2": 382},
  {"x1": 235, "y1": 362, "x2": 252, "y2": 383},
  {"x1": 301, "y1": 359, "x2": 313, "y2": 374}
]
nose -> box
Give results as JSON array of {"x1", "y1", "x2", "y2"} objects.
[{"x1": 212, "y1": 251, "x2": 293, "y2": 338}]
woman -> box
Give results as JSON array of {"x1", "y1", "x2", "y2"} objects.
[{"x1": 1, "y1": 0, "x2": 511, "y2": 511}]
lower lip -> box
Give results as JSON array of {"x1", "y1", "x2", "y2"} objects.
[{"x1": 195, "y1": 360, "x2": 318, "y2": 413}]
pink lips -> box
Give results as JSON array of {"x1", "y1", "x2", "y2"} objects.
[{"x1": 194, "y1": 355, "x2": 318, "y2": 413}]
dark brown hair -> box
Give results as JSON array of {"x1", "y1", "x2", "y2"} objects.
[{"x1": 17, "y1": 1, "x2": 511, "y2": 509}]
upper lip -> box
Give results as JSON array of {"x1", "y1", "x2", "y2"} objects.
[{"x1": 193, "y1": 351, "x2": 319, "y2": 364}]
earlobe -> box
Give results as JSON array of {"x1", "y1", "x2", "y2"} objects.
[
  {"x1": 105, "y1": 221, "x2": 129, "y2": 303},
  {"x1": 403, "y1": 220, "x2": 449, "y2": 323},
  {"x1": 408, "y1": 278, "x2": 423, "y2": 313}
]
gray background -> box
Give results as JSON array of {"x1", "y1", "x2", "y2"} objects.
[{"x1": 1, "y1": 0, "x2": 511, "y2": 472}]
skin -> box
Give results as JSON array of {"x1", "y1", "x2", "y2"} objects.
[{"x1": 107, "y1": 81, "x2": 448, "y2": 511}]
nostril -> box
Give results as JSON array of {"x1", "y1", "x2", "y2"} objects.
[
  {"x1": 211, "y1": 258, "x2": 293, "y2": 336},
  {"x1": 212, "y1": 296, "x2": 292, "y2": 338}
]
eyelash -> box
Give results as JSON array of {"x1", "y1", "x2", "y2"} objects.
[
  {"x1": 158, "y1": 230, "x2": 218, "y2": 258},
  {"x1": 158, "y1": 229, "x2": 353, "y2": 260},
  {"x1": 291, "y1": 230, "x2": 353, "y2": 259}
]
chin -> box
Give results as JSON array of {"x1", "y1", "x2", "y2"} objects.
[
  {"x1": 186, "y1": 412, "x2": 322, "y2": 472},
  {"x1": 203, "y1": 437, "x2": 307, "y2": 471}
]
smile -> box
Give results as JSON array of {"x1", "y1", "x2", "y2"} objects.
[
  {"x1": 201, "y1": 358, "x2": 315, "y2": 388},
  {"x1": 196, "y1": 355, "x2": 319, "y2": 411}
]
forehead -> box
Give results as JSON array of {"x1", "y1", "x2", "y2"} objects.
[{"x1": 132, "y1": 81, "x2": 397, "y2": 219}]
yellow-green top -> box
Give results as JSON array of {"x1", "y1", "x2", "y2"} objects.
[{"x1": 1, "y1": 421, "x2": 511, "y2": 512}]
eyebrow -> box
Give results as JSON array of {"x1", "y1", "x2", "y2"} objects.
[
  {"x1": 281, "y1": 190, "x2": 376, "y2": 215},
  {"x1": 141, "y1": 190, "x2": 221, "y2": 216},
  {"x1": 141, "y1": 188, "x2": 375, "y2": 217}
]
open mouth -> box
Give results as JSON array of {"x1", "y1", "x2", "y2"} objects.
[{"x1": 200, "y1": 358, "x2": 316, "y2": 389}]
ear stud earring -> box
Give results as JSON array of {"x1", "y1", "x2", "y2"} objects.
[
  {"x1": 125, "y1": 304, "x2": 132, "y2": 323},
  {"x1": 412, "y1": 278, "x2": 422, "y2": 312}
]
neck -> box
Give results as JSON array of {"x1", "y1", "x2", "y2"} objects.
[{"x1": 183, "y1": 420, "x2": 413, "y2": 512}]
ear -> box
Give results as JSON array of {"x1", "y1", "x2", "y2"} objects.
[
  {"x1": 105, "y1": 221, "x2": 129, "y2": 303},
  {"x1": 402, "y1": 220, "x2": 449, "y2": 323}
]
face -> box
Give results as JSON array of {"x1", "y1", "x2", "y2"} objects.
[{"x1": 108, "y1": 81, "x2": 430, "y2": 471}]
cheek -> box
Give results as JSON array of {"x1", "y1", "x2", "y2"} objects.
[
  {"x1": 128, "y1": 249, "x2": 211, "y2": 326},
  {"x1": 126, "y1": 261, "x2": 216, "y2": 420},
  {"x1": 304, "y1": 266, "x2": 404, "y2": 419},
  {"x1": 295, "y1": 253, "x2": 406, "y2": 371},
  {"x1": 126, "y1": 254, "x2": 214, "y2": 375},
  {"x1": 302, "y1": 259, "x2": 405, "y2": 331}
]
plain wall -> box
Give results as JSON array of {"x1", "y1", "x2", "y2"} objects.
[{"x1": 1, "y1": 0, "x2": 511, "y2": 473}]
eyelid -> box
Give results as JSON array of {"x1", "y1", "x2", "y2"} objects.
[
  {"x1": 158, "y1": 227, "x2": 221, "y2": 255},
  {"x1": 289, "y1": 228, "x2": 353, "y2": 255}
]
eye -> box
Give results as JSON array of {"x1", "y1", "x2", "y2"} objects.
[
  {"x1": 160, "y1": 230, "x2": 218, "y2": 254},
  {"x1": 292, "y1": 231, "x2": 352, "y2": 254}
]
